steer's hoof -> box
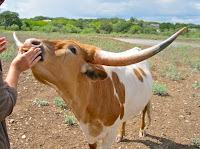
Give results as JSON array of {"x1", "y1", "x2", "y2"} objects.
[
  {"x1": 139, "y1": 129, "x2": 146, "y2": 137},
  {"x1": 115, "y1": 137, "x2": 123, "y2": 143}
]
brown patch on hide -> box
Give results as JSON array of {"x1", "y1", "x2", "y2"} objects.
[
  {"x1": 133, "y1": 69, "x2": 143, "y2": 82},
  {"x1": 83, "y1": 71, "x2": 122, "y2": 137},
  {"x1": 112, "y1": 72, "x2": 125, "y2": 119},
  {"x1": 138, "y1": 67, "x2": 147, "y2": 78}
]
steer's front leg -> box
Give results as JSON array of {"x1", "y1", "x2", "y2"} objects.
[
  {"x1": 116, "y1": 122, "x2": 126, "y2": 142},
  {"x1": 101, "y1": 124, "x2": 121, "y2": 149}
]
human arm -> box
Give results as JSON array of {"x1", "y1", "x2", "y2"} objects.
[
  {"x1": 5, "y1": 47, "x2": 42, "y2": 89},
  {"x1": 0, "y1": 40, "x2": 41, "y2": 120}
]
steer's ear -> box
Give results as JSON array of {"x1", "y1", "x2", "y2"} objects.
[{"x1": 81, "y1": 64, "x2": 107, "y2": 81}]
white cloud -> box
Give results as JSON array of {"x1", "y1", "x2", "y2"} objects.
[
  {"x1": 194, "y1": 3, "x2": 200, "y2": 9},
  {"x1": 1, "y1": 0, "x2": 200, "y2": 24},
  {"x1": 0, "y1": 2, "x2": 8, "y2": 10},
  {"x1": 172, "y1": 17, "x2": 200, "y2": 24}
]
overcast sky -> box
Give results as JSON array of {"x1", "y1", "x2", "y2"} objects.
[{"x1": 0, "y1": 0, "x2": 200, "y2": 24}]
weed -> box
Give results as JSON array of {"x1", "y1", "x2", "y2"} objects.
[
  {"x1": 189, "y1": 58, "x2": 200, "y2": 71},
  {"x1": 171, "y1": 55, "x2": 179, "y2": 65},
  {"x1": 191, "y1": 81, "x2": 200, "y2": 89},
  {"x1": 153, "y1": 82, "x2": 169, "y2": 96},
  {"x1": 148, "y1": 60, "x2": 155, "y2": 70},
  {"x1": 166, "y1": 64, "x2": 184, "y2": 81},
  {"x1": 65, "y1": 112, "x2": 76, "y2": 125},
  {"x1": 191, "y1": 138, "x2": 200, "y2": 148},
  {"x1": 33, "y1": 98, "x2": 49, "y2": 106},
  {"x1": 0, "y1": 44, "x2": 18, "y2": 61},
  {"x1": 54, "y1": 97, "x2": 68, "y2": 110}
]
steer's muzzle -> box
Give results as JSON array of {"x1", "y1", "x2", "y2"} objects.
[{"x1": 23, "y1": 38, "x2": 44, "y2": 61}]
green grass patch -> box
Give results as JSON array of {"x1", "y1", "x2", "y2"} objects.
[{"x1": 153, "y1": 82, "x2": 169, "y2": 96}]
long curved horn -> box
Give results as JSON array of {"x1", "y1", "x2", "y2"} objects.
[
  {"x1": 93, "y1": 27, "x2": 187, "y2": 66},
  {"x1": 13, "y1": 32, "x2": 23, "y2": 47}
]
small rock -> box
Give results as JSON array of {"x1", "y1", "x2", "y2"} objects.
[
  {"x1": 22, "y1": 135, "x2": 26, "y2": 139},
  {"x1": 9, "y1": 119, "x2": 15, "y2": 124}
]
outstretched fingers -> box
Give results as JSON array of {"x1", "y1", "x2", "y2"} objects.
[
  {"x1": 22, "y1": 47, "x2": 42, "y2": 67},
  {"x1": 0, "y1": 38, "x2": 7, "y2": 54}
]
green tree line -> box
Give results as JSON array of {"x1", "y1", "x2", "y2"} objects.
[{"x1": 0, "y1": 10, "x2": 200, "y2": 38}]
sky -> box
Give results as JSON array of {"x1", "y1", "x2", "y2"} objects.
[{"x1": 0, "y1": 0, "x2": 200, "y2": 24}]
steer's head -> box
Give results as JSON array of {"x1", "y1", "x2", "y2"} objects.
[{"x1": 13, "y1": 27, "x2": 186, "y2": 90}]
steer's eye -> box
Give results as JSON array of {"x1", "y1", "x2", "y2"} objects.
[{"x1": 69, "y1": 47, "x2": 77, "y2": 55}]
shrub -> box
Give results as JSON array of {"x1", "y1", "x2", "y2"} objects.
[
  {"x1": 32, "y1": 26, "x2": 41, "y2": 31},
  {"x1": 7, "y1": 24, "x2": 19, "y2": 31},
  {"x1": 128, "y1": 25, "x2": 142, "y2": 34},
  {"x1": 41, "y1": 25, "x2": 59, "y2": 33},
  {"x1": 60, "y1": 24, "x2": 81, "y2": 34},
  {"x1": 54, "y1": 97, "x2": 68, "y2": 110},
  {"x1": 81, "y1": 28, "x2": 96, "y2": 34},
  {"x1": 153, "y1": 82, "x2": 169, "y2": 96},
  {"x1": 33, "y1": 98, "x2": 49, "y2": 106}
]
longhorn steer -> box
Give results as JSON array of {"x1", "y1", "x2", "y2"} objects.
[{"x1": 13, "y1": 27, "x2": 186, "y2": 149}]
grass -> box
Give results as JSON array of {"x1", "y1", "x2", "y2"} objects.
[
  {"x1": 33, "y1": 98, "x2": 49, "y2": 106},
  {"x1": 153, "y1": 82, "x2": 169, "y2": 96},
  {"x1": 166, "y1": 64, "x2": 184, "y2": 81}
]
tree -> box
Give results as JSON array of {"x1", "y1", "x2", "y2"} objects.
[
  {"x1": 0, "y1": 11, "x2": 22, "y2": 30},
  {"x1": 99, "y1": 22, "x2": 113, "y2": 33},
  {"x1": 130, "y1": 17, "x2": 137, "y2": 23},
  {"x1": 128, "y1": 25, "x2": 142, "y2": 34},
  {"x1": 113, "y1": 21, "x2": 132, "y2": 33}
]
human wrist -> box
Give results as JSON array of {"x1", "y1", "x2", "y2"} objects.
[{"x1": 9, "y1": 62, "x2": 22, "y2": 76}]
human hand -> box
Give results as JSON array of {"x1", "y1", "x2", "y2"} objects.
[
  {"x1": 0, "y1": 37, "x2": 7, "y2": 54},
  {"x1": 11, "y1": 47, "x2": 42, "y2": 73}
]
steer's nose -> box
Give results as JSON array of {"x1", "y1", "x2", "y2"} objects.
[
  {"x1": 23, "y1": 38, "x2": 42, "y2": 47},
  {"x1": 23, "y1": 38, "x2": 42, "y2": 48},
  {"x1": 23, "y1": 38, "x2": 44, "y2": 61}
]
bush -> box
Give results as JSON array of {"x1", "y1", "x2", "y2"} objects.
[
  {"x1": 7, "y1": 24, "x2": 19, "y2": 31},
  {"x1": 128, "y1": 25, "x2": 142, "y2": 34},
  {"x1": 60, "y1": 24, "x2": 81, "y2": 34},
  {"x1": 81, "y1": 28, "x2": 96, "y2": 34},
  {"x1": 153, "y1": 82, "x2": 169, "y2": 96},
  {"x1": 32, "y1": 26, "x2": 41, "y2": 31},
  {"x1": 41, "y1": 25, "x2": 59, "y2": 33}
]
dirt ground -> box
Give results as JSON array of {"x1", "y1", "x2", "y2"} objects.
[{"x1": 2, "y1": 46, "x2": 200, "y2": 149}]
